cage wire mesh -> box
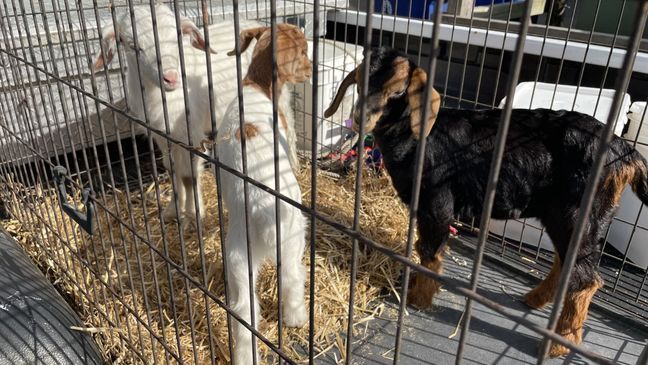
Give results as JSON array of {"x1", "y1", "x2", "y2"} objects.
[{"x1": 0, "y1": 0, "x2": 648, "y2": 364}]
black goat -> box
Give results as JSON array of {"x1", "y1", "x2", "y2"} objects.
[{"x1": 324, "y1": 47, "x2": 648, "y2": 357}]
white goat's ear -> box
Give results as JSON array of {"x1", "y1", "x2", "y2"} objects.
[
  {"x1": 93, "y1": 25, "x2": 117, "y2": 71},
  {"x1": 181, "y1": 17, "x2": 216, "y2": 54}
]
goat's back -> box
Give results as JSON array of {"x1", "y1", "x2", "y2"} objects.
[
  {"x1": 218, "y1": 87, "x2": 302, "y2": 220},
  {"x1": 378, "y1": 108, "x2": 638, "y2": 220}
]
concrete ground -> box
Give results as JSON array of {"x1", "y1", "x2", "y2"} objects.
[{"x1": 327, "y1": 239, "x2": 648, "y2": 365}]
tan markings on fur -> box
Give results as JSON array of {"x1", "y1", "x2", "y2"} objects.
[
  {"x1": 363, "y1": 112, "x2": 382, "y2": 134},
  {"x1": 241, "y1": 24, "x2": 311, "y2": 99},
  {"x1": 279, "y1": 110, "x2": 288, "y2": 131},
  {"x1": 408, "y1": 67, "x2": 441, "y2": 140},
  {"x1": 354, "y1": 57, "x2": 411, "y2": 134},
  {"x1": 602, "y1": 161, "x2": 640, "y2": 205},
  {"x1": 631, "y1": 158, "x2": 648, "y2": 197},
  {"x1": 549, "y1": 277, "x2": 603, "y2": 358},
  {"x1": 235, "y1": 123, "x2": 260, "y2": 141},
  {"x1": 363, "y1": 57, "x2": 411, "y2": 132},
  {"x1": 384, "y1": 57, "x2": 410, "y2": 99},
  {"x1": 524, "y1": 255, "x2": 561, "y2": 309},
  {"x1": 228, "y1": 27, "x2": 266, "y2": 56},
  {"x1": 407, "y1": 252, "x2": 444, "y2": 309}
]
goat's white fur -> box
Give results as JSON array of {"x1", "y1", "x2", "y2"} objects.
[
  {"x1": 218, "y1": 88, "x2": 307, "y2": 365},
  {"x1": 94, "y1": 4, "x2": 298, "y2": 226}
]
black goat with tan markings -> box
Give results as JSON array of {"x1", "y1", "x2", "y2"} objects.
[{"x1": 325, "y1": 47, "x2": 648, "y2": 357}]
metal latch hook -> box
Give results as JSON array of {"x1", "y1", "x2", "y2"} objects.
[{"x1": 52, "y1": 166, "x2": 95, "y2": 235}]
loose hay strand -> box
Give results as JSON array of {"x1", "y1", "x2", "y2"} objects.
[{"x1": 3, "y1": 161, "x2": 414, "y2": 364}]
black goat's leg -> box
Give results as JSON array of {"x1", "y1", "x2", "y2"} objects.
[{"x1": 407, "y1": 207, "x2": 451, "y2": 309}]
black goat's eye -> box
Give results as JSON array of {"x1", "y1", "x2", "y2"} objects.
[{"x1": 393, "y1": 89, "x2": 406, "y2": 97}]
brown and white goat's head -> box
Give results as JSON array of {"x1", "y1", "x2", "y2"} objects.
[
  {"x1": 229, "y1": 24, "x2": 312, "y2": 86},
  {"x1": 93, "y1": 4, "x2": 212, "y2": 91},
  {"x1": 324, "y1": 47, "x2": 441, "y2": 140}
]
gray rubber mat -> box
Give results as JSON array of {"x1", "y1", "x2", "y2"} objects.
[{"x1": 320, "y1": 238, "x2": 648, "y2": 364}]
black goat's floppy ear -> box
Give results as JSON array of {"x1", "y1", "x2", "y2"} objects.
[
  {"x1": 407, "y1": 67, "x2": 441, "y2": 139},
  {"x1": 227, "y1": 26, "x2": 268, "y2": 56},
  {"x1": 324, "y1": 66, "x2": 358, "y2": 118}
]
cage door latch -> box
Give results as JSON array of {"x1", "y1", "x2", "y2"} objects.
[{"x1": 52, "y1": 166, "x2": 95, "y2": 235}]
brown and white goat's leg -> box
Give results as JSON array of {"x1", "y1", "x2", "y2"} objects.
[
  {"x1": 226, "y1": 226, "x2": 263, "y2": 365},
  {"x1": 280, "y1": 247, "x2": 307, "y2": 327},
  {"x1": 272, "y1": 206, "x2": 307, "y2": 328},
  {"x1": 407, "y1": 209, "x2": 451, "y2": 309}
]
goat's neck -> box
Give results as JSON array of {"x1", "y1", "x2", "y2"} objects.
[
  {"x1": 124, "y1": 55, "x2": 151, "y2": 115},
  {"x1": 242, "y1": 61, "x2": 284, "y2": 100},
  {"x1": 125, "y1": 54, "x2": 142, "y2": 89},
  {"x1": 373, "y1": 108, "x2": 419, "y2": 163}
]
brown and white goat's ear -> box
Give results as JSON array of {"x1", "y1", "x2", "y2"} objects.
[
  {"x1": 227, "y1": 27, "x2": 268, "y2": 56},
  {"x1": 181, "y1": 18, "x2": 216, "y2": 54},
  {"x1": 92, "y1": 25, "x2": 117, "y2": 71},
  {"x1": 324, "y1": 66, "x2": 358, "y2": 118},
  {"x1": 408, "y1": 67, "x2": 441, "y2": 139}
]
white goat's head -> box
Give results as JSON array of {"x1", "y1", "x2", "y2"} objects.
[{"x1": 93, "y1": 4, "x2": 212, "y2": 91}]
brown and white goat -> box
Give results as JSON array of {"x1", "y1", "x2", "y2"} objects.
[
  {"x1": 217, "y1": 24, "x2": 311, "y2": 365},
  {"x1": 325, "y1": 47, "x2": 648, "y2": 357}
]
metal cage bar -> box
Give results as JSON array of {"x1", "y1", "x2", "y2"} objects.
[
  {"x1": 456, "y1": 0, "x2": 533, "y2": 362},
  {"x1": 537, "y1": 2, "x2": 648, "y2": 362},
  {"x1": 0, "y1": 0, "x2": 647, "y2": 364}
]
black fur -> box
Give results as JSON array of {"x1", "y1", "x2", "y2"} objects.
[{"x1": 365, "y1": 48, "x2": 648, "y2": 293}]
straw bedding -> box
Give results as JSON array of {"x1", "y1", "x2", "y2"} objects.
[{"x1": 2, "y1": 162, "x2": 417, "y2": 364}]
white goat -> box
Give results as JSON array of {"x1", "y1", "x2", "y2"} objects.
[
  {"x1": 217, "y1": 24, "x2": 312, "y2": 365},
  {"x1": 93, "y1": 4, "x2": 298, "y2": 226}
]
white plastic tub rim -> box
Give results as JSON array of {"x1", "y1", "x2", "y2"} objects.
[
  {"x1": 608, "y1": 100, "x2": 648, "y2": 270},
  {"x1": 625, "y1": 101, "x2": 648, "y2": 151},
  {"x1": 498, "y1": 81, "x2": 631, "y2": 137}
]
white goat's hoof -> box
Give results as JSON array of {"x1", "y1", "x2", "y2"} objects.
[
  {"x1": 162, "y1": 205, "x2": 179, "y2": 222},
  {"x1": 180, "y1": 215, "x2": 198, "y2": 233},
  {"x1": 234, "y1": 348, "x2": 256, "y2": 365},
  {"x1": 283, "y1": 305, "x2": 307, "y2": 328}
]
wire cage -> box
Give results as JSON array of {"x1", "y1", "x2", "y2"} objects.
[{"x1": 1, "y1": 0, "x2": 648, "y2": 364}]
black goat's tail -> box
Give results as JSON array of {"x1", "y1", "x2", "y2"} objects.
[{"x1": 631, "y1": 151, "x2": 648, "y2": 206}]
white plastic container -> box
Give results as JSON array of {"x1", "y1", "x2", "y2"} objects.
[
  {"x1": 290, "y1": 40, "x2": 362, "y2": 157},
  {"x1": 489, "y1": 82, "x2": 632, "y2": 252},
  {"x1": 605, "y1": 101, "x2": 648, "y2": 269},
  {"x1": 624, "y1": 101, "x2": 648, "y2": 158},
  {"x1": 497, "y1": 82, "x2": 630, "y2": 137}
]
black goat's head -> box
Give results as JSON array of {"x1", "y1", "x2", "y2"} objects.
[{"x1": 324, "y1": 47, "x2": 441, "y2": 140}]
